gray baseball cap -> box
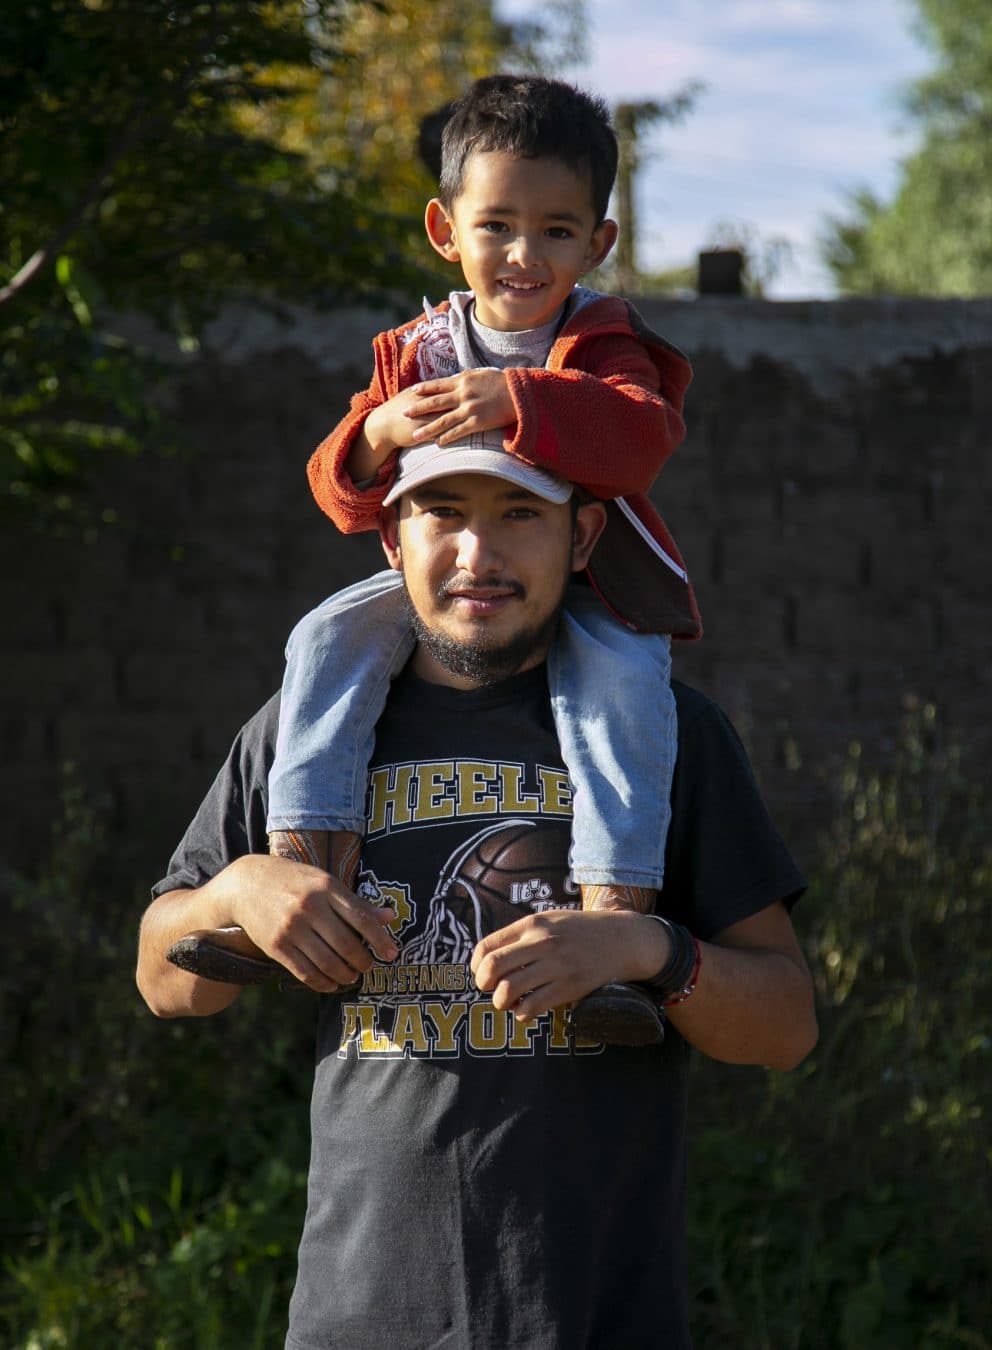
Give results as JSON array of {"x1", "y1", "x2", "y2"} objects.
[{"x1": 382, "y1": 428, "x2": 573, "y2": 507}]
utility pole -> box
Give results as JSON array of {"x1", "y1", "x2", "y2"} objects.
[
  {"x1": 613, "y1": 86, "x2": 701, "y2": 294},
  {"x1": 613, "y1": 102, "x2": 662, "y2": 293}
]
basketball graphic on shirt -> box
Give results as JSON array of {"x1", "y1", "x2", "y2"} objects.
[
  {"x1": 445, "y1": 819, "x2": 575, "y2": 931},
  {"x1": 400, "y1": 819, "x2": 575, "y2": 969}
]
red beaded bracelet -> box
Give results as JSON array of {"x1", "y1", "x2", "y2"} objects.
[
  {"x1": 640, "y1": 915, "x2": 701, "y2": 1004},
  {"x1": 662, "y1": 936, "x2": 701, "y2": 1006}
]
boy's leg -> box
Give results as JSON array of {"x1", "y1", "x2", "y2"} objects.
[
  {"x1": 267, "y1": 570, "x2": 414, "y2": 836},
  {"x1": 168, "y1": 573, "x2": 413, "y2": 986},
  {"x1": 550, "y1": 587, "x2": 674, "y2": 890},
  {"x1": 548, "y1": 589, "x2": 677, "y2": 1046},
  {"x1": 264, "y1": 575, "x2": 413, "y2": 986},
  {"x1": 571, "y1": 882, "x2": 666, "y2": 1045},
  {"x1": 267, "y1": 826, "x2": 361, "y2": 884}
]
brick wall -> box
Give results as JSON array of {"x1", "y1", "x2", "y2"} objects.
[{"x1": 4, "y1": 298, "x2": 989, "y2": 876}]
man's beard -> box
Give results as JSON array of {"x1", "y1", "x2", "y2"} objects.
[{"x1": 401, "y1": 576, "x2": 568, "y2": 687}]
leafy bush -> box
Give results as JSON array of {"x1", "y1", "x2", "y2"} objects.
[
  {"x1": 0, "y1": 768, "x2": 315, "y2": 1347},
  {"x1": 4, "y1": 1161, "x2": 304, "y2": 1350},
  {"x1": 688, "y1": 700, "x2": 991, "y2": 1349}
]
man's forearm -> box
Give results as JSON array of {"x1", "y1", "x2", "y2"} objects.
[
  {"x1": 470, "y1": 902, "x2": 816, "y2": 1069},
  {"x1": 666, "y1": 905, "x2": 817, "y2": 1070},
  {"x1": 138, "y1": 853, "x2": 403, "y2": 1018},
  {"x1": 137, "y1": 876, "x2": 247, "y2": 1020}
]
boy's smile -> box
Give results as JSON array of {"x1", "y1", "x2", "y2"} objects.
[{"x1": 426, "y1": 152, "x2": 617, "y2": 333}]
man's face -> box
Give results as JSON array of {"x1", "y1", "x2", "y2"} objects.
[
  {"x1": 425, "y1": 151, "x2": 617, "y2": 333},
  {"x1": 380, "y1": 473, "x2": 606, "y2": 689}
]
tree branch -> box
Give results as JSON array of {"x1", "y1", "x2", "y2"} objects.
[
  {"x1": 0, "y1": 121, "x2": 145, "y2": 309},
  {"x1": 0, "y1": 16, "x2": 225, "y2": 310}
]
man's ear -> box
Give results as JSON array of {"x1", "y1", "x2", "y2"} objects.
[
  {"x1": 570, "y1": 499, "x2": 608, "y2": 572},
  {"x1": 379, "y1": 506, "x2": 403, "y2": 571},
  {"x1": 425, "y1": 198, "x2": 461, "y2": 263},
  {"x1": 583, "y1": 218, "x2": 619, "y2": 274}
]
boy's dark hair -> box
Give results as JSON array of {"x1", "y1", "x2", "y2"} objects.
[{"x1": 438, "y1": 75, "x2": 617, "y2": 222}]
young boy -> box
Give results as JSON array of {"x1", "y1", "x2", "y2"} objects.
[{"x1": 175, "y1": 75, "x2": 700, "y2": 1044}]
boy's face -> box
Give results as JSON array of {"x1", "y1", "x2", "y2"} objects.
[{"x1": 425, "y1": 151, "x2": 617, "y2": 332}]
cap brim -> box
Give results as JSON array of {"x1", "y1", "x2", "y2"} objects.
[{"x1": 383, "y1": 440, "x2": 572, "y2": 507}]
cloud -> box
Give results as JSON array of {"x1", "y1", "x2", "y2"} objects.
[{"x1": 495, "y1": 0, "x2": 932, "y2": 294}]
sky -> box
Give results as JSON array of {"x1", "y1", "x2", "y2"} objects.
[{"x1": 495, "y1": 0, "x2": 934, "y2": 297}]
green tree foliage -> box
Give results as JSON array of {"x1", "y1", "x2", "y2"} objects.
[
  {"x1": 0, "y1": 769, "x2": 317, "y2": 1346},
  {"x1": 687, "y1": 699, "x2": 990, "y2": 1348},
  {"x1": 230, "y1": 0, "x2": 588, "y2": 288},
  {"x1": 823, "y1": 0, "x2": 992, "y2": 295},
  {"x1": 1, "y1": 0, "x2": 572, "y2": 528},
  {"x1": 237, "y1": 1, "x2": 508, "y2": 198},
  {"x1": 0, "y1": 1, "x2": 417, "y2": 526}
]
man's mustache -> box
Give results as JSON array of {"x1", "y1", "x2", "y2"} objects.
[{"x1": 438, "y1": 577, "x2": 525, "y2": 600}]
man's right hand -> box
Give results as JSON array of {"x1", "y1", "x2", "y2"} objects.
[
  {"x1": 224, "y1": 853, "x2": 398, "y2": 991},
  {"x1": 137, "y1": 854, "x2": 398, "y2": 1018}
]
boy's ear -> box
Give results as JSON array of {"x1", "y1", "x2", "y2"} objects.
[
  {"x1": 583, "y1": 218, "x2": 619, "y2": 273},
  {"x1": 425, "y1": 198, "x2": 461, "y2": 263}
]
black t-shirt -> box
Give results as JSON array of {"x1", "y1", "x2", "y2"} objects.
[{"x1": 153, "y1": 672, "x2": 806, "y2": 1350}]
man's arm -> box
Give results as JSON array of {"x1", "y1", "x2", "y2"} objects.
[
  {"x1": 136, "y1": 695, "x2": 398, "y2": 1021},
  {"x1": 662, "y1": 901, "x2": 816, "y2": 1069},
  {"x1": 138, "y1": 878, "x2": 249, "y2": 1018},
  {"x1": 470, "y1": 901, "x2": 817, "y2": 1071},
  {"x1": 137, "y1": 854, "x2": 400, "y2": 1019}
]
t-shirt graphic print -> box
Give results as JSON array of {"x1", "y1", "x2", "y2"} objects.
[{"x1": 334, "y1": 667, "x2": 603, "y2": 1062}]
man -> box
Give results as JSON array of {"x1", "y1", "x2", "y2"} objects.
[{"x1": 137, "y1": 441, "x2": 817, "y2": 1348}]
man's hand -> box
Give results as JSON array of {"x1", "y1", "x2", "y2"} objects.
[
  {"x1": 405, "y1": 369, "x2": 515, "y2": 445},
  {"x1": 470, "y1": 910, "x2": 668, "y2": 1023},
  {"x1": 226, "y1": 853, "x2": 399, "y2": 992},
  {"x1": 471, "y1": 902, "x2": 818, "y2": 1070},
  {"x1": 137, "y1": 854, "x2": 400, "y2": 1017}
]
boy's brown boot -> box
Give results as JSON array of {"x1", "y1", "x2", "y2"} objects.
[
  {"x1": 567, "y1": 884, "x2": 666, "y2": 1046},
  {"x1": 267, "y1": 827, "x2": 361, "y2": 889},
  {"x1": 165, "y1": 829, "x2": 363, "y2": 986}
]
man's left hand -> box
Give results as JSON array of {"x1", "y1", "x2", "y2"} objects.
[{"x1": 470, "y1": 910, "x2": 669, "y2": 1022}]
